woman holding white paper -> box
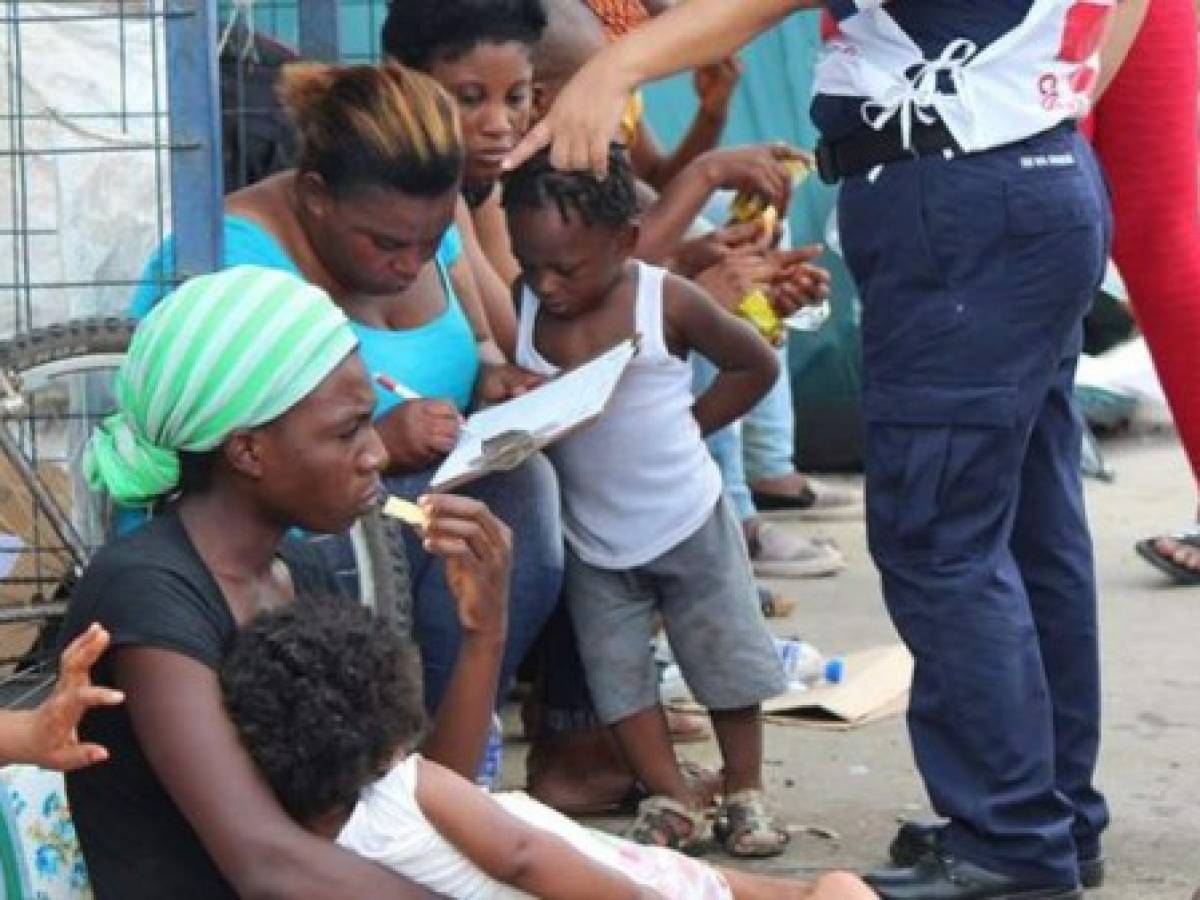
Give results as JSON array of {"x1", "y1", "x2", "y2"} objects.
[{"x1": 129, "y1": 63, "x2": 563, "y2": 754}]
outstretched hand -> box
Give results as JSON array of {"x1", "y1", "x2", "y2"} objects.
[
  {"x1": 17, "y1": 623, "x2": 123, "y2": 771},
  {"x1": 693, "y1": 56, "x2": 743, "y2": 119},
  {"x1": 765, "y1": 244, "x2": 832, "y2": 315},
  {"x1": 694, "y1": 243, "x2": 830, "y2": 320},
  {"x1": 702, "y1": 143, "x2": 810, "y2": 217}
]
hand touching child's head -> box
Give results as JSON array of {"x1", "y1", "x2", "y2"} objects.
[
  {"x1": 220, "y1": 597, "x2": 426, "y2": 825},
  {"x1": 502, "y1": 142, "x2": 636, "y2": 229}
]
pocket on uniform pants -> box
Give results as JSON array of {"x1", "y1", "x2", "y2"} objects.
[
  {"x1": 864, "y1": 382, "x2": 1020, "y2": 559},
  {"x1": 1003, "y1": 170, "x2": 1106, "y2": 327}
]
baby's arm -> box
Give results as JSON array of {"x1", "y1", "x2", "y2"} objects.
[
  {"x1": 415, "y1": 758, "x2": 661, "y2": 900},
  {"x1": 0, "y1": 624, "x2": 123, "y2": 770},
  {"x1": 663, "y1": 272, "x2": 779, "y2": 435}
]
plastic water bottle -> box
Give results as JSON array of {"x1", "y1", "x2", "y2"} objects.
[
  {"x1": 658, "y1": 662, "x2": 692, "y2": 703},
  {"x1": 774, "y1": 638, "x2": 845, "y2": 691},
  {"x1": 476, "y1": 713, "x2": 504, "y2": 791},
  {"x1": 784, "y1": 299, "x2": 832, "y2": 333}
]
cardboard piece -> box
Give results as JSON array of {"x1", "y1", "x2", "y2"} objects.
[
  {"x1": 765, "y1": 644, "x2": 913, "y2": 730},
  {"x1": 0, "y1": 458, "x2": 73, "y2": 666},
  {"x1": 669, "y1": 643, "x2": 912, "y2": 731}
]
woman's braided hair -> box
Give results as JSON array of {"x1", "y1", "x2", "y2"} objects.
[{"x1": 501, "y1": 143, "x2": 637, "y2": 228}]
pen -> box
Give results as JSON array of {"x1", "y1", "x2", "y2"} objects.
[{"x1": 374, "y1": 373, "x2": 423, "y2": 402}]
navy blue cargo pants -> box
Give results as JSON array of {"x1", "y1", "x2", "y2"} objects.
[{"x1": 838, "y1": 125, "x2": 1110, "y2": 887}]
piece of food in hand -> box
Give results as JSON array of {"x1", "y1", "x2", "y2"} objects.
[
  {"x1": 782, "y1": 157, "x2": 811, "y2": 182},
  {"x1": 381, "y1": 496, "x2": 428, "y2": 528},
  {"x1": 758, "y1": 205, "x2": 779, "y2": 242},
  {"x1": 737, "y1": 288, "x2": 785, "y2": 345},
  {"x1": 619, "y1": 91, "x2": 645, "y2": 148},
  {"x1": 727, "y1": 157, "x2": 812, "y2": 226}
]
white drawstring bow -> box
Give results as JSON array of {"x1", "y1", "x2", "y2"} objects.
[{"x1": 859, "y1": 38, "x2": 979, "y2": 150}]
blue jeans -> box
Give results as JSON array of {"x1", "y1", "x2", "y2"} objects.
[
  {"x1": 743, "y1": 343, "x2": 797, "y2": 484},
  {"x1": 692, "y1": 344, "x2": 796, "y2": 523},
  {"x1": 386, "y1": 454, "x2": 564, "y2": 714}
]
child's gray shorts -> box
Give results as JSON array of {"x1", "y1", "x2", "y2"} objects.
[{"x1": 565, "y1": 497, "x2": 787, "y2": 725}]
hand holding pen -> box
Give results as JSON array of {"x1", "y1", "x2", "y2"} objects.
[{"x1": 375, "y1": 374, "x2": 482, "y2": 443}]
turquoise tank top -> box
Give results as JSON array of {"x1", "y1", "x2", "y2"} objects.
[
  {"x1": 130, "y1": 215, "x2": 478, "y2": 412},
  {"x1": 354, "y1": 225, "x2": 479, "y2": 415}
]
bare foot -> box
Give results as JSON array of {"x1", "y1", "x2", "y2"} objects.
[
  {"x1": 1154, "y1": 535, "x2": 1200, "y2": 575},
  {"x1": 720, "y1": 868, "x2": 878, "y2": 899},
  {"x1": 526, "y1": 727, "x2": 638, "y2": 815}
]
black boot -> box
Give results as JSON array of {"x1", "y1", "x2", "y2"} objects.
[{"x1": 865, "y1": 852, "x2": 1082, "y2": 900}]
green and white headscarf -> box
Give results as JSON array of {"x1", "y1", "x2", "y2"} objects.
[{"x1": 86, "y1": 265, "x2": 359, "y2": 505}]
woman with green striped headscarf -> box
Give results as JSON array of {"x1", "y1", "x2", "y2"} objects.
[
  {"x1": 86, "y1": 264, "x2": 360, "y2": 507},
  {"x1": 58, "y1": 264, "x2": 515, "y2": 900}
]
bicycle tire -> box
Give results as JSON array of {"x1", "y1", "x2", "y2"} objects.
[
  {"x1": 353, "y1": 508, "x2": 413, "y2": 636},
  {"x1": 0, "y1": 316, "x2": 138, "y2": 380},
  {"x1": 0, "y1": 316, "x2": 408, "y2": 627}
]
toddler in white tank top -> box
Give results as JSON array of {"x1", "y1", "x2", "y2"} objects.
[{"x1": 502, "y1": 145, "x2": 797, "y2": 858}]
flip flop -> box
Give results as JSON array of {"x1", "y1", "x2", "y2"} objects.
[
  {"x1": 1135, "y1": 529, "x2": 1200, "y2": 586},
  {"x1": 751, "y1": 477, "x2": 863, "y2": 523}
]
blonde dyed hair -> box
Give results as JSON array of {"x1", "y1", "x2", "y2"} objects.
[{"x1": 278, "y1": 62, "x2": 464, "y2": 197}]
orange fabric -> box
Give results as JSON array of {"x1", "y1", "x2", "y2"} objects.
[{"x1": 583, "y1": 0, "x2": 650, "y2": 40}]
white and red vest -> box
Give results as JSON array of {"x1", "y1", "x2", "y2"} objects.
[{"x1": 814, "y1": 0, "x2": 1116, "y2": 153}]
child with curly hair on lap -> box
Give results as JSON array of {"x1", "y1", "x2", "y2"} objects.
[{"x1": 220, "y1": 597, "x2": 875, "y2": 900}]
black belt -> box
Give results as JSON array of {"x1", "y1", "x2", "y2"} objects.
[{"x1": 815, "y1": 119, "x2": 1077, "y2": 185}]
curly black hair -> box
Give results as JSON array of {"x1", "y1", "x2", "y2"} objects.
[
  {"x1": 501, "y1": 144, "x2": 637, "y2": 230},
  {"x1": 220, "y1": 597, "x2": 427, "y2": 824},
  {"x1": 381, "y1": 0, "x2": 548, "y2": 71}
]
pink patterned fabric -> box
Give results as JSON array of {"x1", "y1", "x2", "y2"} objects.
[{"x1": 600, "y1": 836, "x2": 733, "y2": 900}]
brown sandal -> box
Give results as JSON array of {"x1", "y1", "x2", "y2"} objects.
[
  {"x1": 624, "y1": 796, "x2": 712, "y2": 856},
  {"x1": 714, "y1": 789, "x2": 790, "y2": 858}
]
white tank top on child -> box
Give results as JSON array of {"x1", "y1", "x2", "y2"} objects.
[
  {"x1": 336, "y1": 754, "x2": 733, "y2": 900},
  {"x1": 515, "y1": 261, "x2": 722, "y2": 569}
]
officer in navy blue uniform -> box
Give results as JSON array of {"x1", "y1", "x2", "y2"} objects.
[
  {"x1": 813, "y1": 3, "x2": 1110, "y2": 899},
  {"x1": 508, "y1": 1, "x2": 1112, "y2": 897}
]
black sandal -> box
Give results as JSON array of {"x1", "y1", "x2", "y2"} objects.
[{"x1": 1136, "y1": 529, "x2": 1200, "y2": 586}]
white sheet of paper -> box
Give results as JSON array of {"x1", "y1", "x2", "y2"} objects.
[{"x1": 431, "y1": 338, "x2": 637, "y2": 490}]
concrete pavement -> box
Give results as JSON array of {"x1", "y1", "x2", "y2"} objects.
[{"x1": 506, "y1": 430, "x2": 1200, "y2": 897}]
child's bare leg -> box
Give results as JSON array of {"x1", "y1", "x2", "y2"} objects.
[
  {"x1": 710, "y1": 705, "x2": 763, "y2": 793},
  {"x1": 720, "y1": 868, "x2": 878, "y2": 900},
  {"x1": 609, "y1": 704, "x2": 699, "y2": 807}
]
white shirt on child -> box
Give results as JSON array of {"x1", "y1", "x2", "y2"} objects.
[
  {"x1": 515, "y1": 261, "x2": 723, "y2": 569},
  {"x1": 336, "y1": 754, "x2": 732, "y2": 900}
]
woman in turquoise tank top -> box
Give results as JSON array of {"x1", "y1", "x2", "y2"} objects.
[{"x1": 131, "y1": 62, "x2": 563, "y2": 761}]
